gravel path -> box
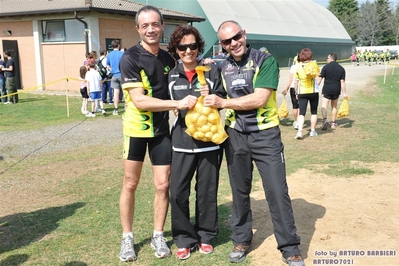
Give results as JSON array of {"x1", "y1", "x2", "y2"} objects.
[{"x1": 0, "y1": 118, "x2": 123, "y2": 158}]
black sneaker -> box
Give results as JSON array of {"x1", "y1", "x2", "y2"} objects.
[
  {"x1": 228, "y1": 244, "x2": 251, "y2": 263},
  {"x1": 321, "y1": 118, "x2": 329, "y2": 130}
]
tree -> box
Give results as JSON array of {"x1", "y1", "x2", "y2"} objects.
[
  {"x1": 386, "y1": 1, "x2": 399, "y2": 44},
  {"x1": 376, "y1": 0, "x2": 395, "y2": 44},
  {"x1": 328, "y1": 0, "x2": 360, "y2": 41},
  {"x1": 357, "y1": 1, "x2": 381, "y2": 46}
]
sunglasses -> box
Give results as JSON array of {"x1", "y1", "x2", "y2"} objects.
[
  {"x1": 220, "y1": 31, "x2": 243, "y2": 46},
  {"x1": 177, "y1": 43, "x2": 198, "y2": 51}
]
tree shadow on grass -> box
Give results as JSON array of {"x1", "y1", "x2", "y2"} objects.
[
  {"x1": 0, "y1": 254, "x2": 29, "y2": 266},
  {"x1": 0, "y1": 202, "x2": 85, "y2": 254},
  {"x1": 16, "y1": 97, "x2": 47, "y2": 104}
]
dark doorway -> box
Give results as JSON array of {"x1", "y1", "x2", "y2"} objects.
[{"x1": 2, "y1": 40, "x2": 22, "y2": 90}]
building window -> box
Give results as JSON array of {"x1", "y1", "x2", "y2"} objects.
[
  {"x1": 161, "y1": 24, "x2": 179, "y2": 44},
  {"x1": 42, "y1": 19, "x2": 85, "y2": 42}
]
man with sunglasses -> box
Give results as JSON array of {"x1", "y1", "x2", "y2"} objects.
[
  {"x1": 118, "y1": 5, "x2": 197, "y2": 262},
  {"x1": 203, "y1": 20, "x2": 304, "y2": 266}
]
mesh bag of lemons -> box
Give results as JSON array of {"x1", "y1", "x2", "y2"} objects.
[
  {"x1": 184, "y1": 66, "x2": 228, "y2": 145},
  {"x1": 337, "y1": 96, "x2": 350, "y2": 118},
  {"x1": 303, "y1": 61, "x2": 320, "y2": 79},
  {"x1": 278, "y1": 97, "x2": 289, "y2": 119}
]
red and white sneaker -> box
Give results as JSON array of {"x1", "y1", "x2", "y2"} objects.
[
  {"x1": 198, "y1": 243, "x2": 214, "y2": 254},
  {"x1": 176, "y1": 247, "x2": 192, "y2": 260}
]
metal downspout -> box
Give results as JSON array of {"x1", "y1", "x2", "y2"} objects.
[{"x1": 74, "y1": 11, "x2": 89, "y2": 54}]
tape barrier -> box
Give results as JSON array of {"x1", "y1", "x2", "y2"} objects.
[{"x1": 0, "y1": 76, "x2": 112, "y2": 99}]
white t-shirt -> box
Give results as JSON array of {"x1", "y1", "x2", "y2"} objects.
[
  {"x1": 85, "y1": 69, "x2": 102, "y2": 93},
  {"x1": 289, "y1": 64, "x2": 296, "y2": 88}
]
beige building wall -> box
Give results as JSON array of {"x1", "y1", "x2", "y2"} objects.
[
  {"x1": 99, "y1": 17, "x2": 138, "y2": 50},
  {"x1": 0, "y1": 21, "x2": 36, "y2": 90},
  {"x1": 42, "y1": 43, "x2": 86, "y2": 92}
]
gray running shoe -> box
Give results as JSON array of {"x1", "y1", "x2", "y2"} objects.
[
  {"x1": 282, "y1": 255, "x2": 305, "y2": 266},
  {"x1": 119, "y1": 235, "x2": 137, "y2": 262},
  {"x1": 228, "y1": 244, "x2": 251, "y2": 263},
  {"x1": 113, "y1": 109, "x2": 119, "y2": 116},
  {"x1": 151, "y1": 234, "x2": 171, "y2": 259}
]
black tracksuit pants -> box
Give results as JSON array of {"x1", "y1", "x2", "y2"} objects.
[
  {"x1": 224, "y1": 126, "x2": 301, "y2": 258},
  {"x1": 170, "y1": 149, "x2": 222, "y2": 249}
]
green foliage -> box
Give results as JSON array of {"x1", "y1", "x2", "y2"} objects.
[
  {"x1": 328, "y1": 0, "x2": 360, "y2": 41},
  {"x1": 376, "y1": 0, "x2": 395, "y2": 45},
  {"x1": 357, "y1": 1, "x2": 381, "y2": 46},
  {"x1": 328, "y1": 0, "x2": 399, "y2": 45}
]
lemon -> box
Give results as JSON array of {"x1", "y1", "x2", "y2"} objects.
[
  {"x1": 201, "y1": 106, "x2": 213, "y2": 116},
  {"x1": 207, "y1": 112, "x2": 219, "y2": 124},
  {"x1": 185, "y1": 113, "x2": 193, "y2": 125},
  {"x1": 205, "y1": 131, "x2": 213, "y2": 139},
  {"x1": 197, "y1": 115, "x2": 208, "y2": 127},
  {"x1": 193, "y1": 131, "x2": 205, "y2": 139},
  {"x1": 211, "y1": 133, "x2": 219, "y2": 143},
  {"x1": 186, "y1": 124, "x2": 196, "y2": 135},
  {"x1": 200, "y1": 124, "x2": 211, "y2": 133},
  {"x1": 194, "y1": 102, "x2": 204, "y2": 113},
  {"x1": 191, "y1": 112, "x2": 201, "y2": 124}
]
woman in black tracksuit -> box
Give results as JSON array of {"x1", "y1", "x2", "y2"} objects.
[{"x1": 167, "y1": 26, "x2": 226, "y2": 260}]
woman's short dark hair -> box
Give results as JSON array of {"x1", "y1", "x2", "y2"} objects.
[
  {"x1": 299, "y1": 48, "x2": 313, "y2": 62},
  {"x1": 167, "y1": 26, "x2": 205, "y2": 60}
]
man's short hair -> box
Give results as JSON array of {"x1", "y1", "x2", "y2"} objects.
[
  {"x1": 329, "y1": 53, "x2": 338, "y2": 61},
  {"x1": 111, "y1": 40, "x2": 120, "y2": 48},
  {"x1": 4, "y1": 50, "x2": 11, "y2": 57},
  {"x1": 135, "y1": 5, "x2": 164, "y2": 26}
]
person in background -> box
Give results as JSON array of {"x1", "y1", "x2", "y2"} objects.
[
  {"x1": 79, "y1": 65, "x2": 89, "y2": 116},
  {"x1": 99, "y1": 49, "x2": 113, "y2": 105},
  {"x1": 118, "y1": 5, "x2": 197, "y2": 262},
  {"x1": 203, "y1": 20, "x2": 304, "y2": 266},
  {"x1": 85, "y1": 51, "x2": 98, "y2": 67},
  {"x1": 0, "y1": 54, "x2": 7, "y2": 103},
  {"x1": 318, "y1": 53, "x2": 347, "y2": 130},
  {"x1": 167, "y1": 25, "x2": 226, "y2": 260},
  {"x1": 2, "y1": 50, "x2": 17, "y2": 104},
  {"x1": 282, "y1": 59, "x2": 299, "y2": 129},
  {"x1": 85, "y1": 60, "x2": 106, "y2": 117},
  {"x1": 350, "y1": 52, "x2": 357, "y2": 67},
  {"x1": 356, "y1": 50, "x2": 361, "y2": 66},
  {"x1": 106, "y1": 40, "x2": 124, "y2": 115},
  {"x1": 294, "y1": 48, "x2": 320, "y2": 139}
]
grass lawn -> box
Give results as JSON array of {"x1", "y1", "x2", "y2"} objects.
[{"x1": 0, "y1": 72, "x2": 398, "y2": 265}]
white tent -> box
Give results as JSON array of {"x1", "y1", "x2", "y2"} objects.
[{"x1": 197, "y1": 0, "x2": 351, "y2": 41}]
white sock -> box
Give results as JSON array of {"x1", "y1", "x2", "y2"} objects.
[
  {"x1": 123, "y1": 232, "x2": 133, "y2": 238},
  {"x1": 153, "y1": 231, "x2": 163, "y2": 238}
]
